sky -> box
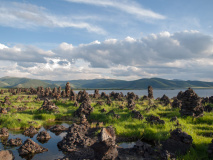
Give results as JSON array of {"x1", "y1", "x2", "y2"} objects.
[{"x1": 0, "y1": 0, "x2": 213, "y2": 81}]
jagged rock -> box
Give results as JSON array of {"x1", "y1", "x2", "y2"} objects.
[
  {"x1": 74, "y1": 101, "x2": 93, "y2": 118},
  {"x1": 94, "y1": 89, "x2": 100, "y2": 99},
  {"x1": 148, "y1": 86, "x2": 154, "y2": 99},
  {"x1": 91, "y1": 126, "x2": 118, "y2": 160},
  {"x1": 6, "y1": 138, "x2": 22, "y2": 146},
  {"x1": 70, "y1": 89, "x2": 76, "y2": 101},
  {"x1": 146, "y1": 115, "x2": 165, "y2": 125},
  {"x1": 178, "y1": 88, "x2": 204, "y2": 118},
  {"x1": 37, "y1": 131, "x2": 51, "y2": 142},
  {"x1": 101, "y1": 92, "x2": 107, "y2": 98},
  {"x1": 57, "y1": 123, "x2": 94, "y2": 152},
  {"x1": 127, "y1": 99, "x2": 135, "y2": 110},
  {"x1": 126, "y1": 92, "x2": 138, "y2": 101},
  {"x1": 0, "y1": 150, "x2": 15, "y2": 160},
  {"x1": 0, "y1": 127, "x2": 9, "y2": 137},
  {"x1": 172, "y1": 98, "x2": 182, "y2": 108},
  {"x1": 38, "y1": 98, "x2": 59, "y2": 113},
  {"x1": 77, "y1": 90, "x2": 90, "y2": 103},
  {"x1": 18, "y1": 139, "x2": 48, "y2": 155},
  {"x1": 131, "y1": 110, "x2": 144, "y2": 120},
  {"x1": 23, "y1": 126, "x2": 38, "y2": 137},
  {"x1": 162, "y1": 128, "x2": 193, "y2": 155},
  {"x1": 65, "y1": 82, "x2": 71, "y2": 97},
  {"x1": 160, "y1": 94, "x2": 170, "y2": 106},
  {"x1": 49, "y1": 125, "x2": 67, "y2": 135},
  {"x1": 106, "y1": 96, "x2": 112, "y2": 105}
]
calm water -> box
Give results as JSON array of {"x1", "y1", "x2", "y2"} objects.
[
  {"x1": 77, "y1": 88, "x2": 213, "y2": 99},
  {"x1": 0, "y1": 123, "x2": 70, "y2": 160}
]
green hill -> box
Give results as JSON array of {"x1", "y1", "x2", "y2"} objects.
[{"x1": 1, "y1": 76, "x2": 213, "y2": 89}]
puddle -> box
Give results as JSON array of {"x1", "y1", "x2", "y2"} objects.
[{"x1": 0, "y1": 122, "x2": 72, "y2": 160}]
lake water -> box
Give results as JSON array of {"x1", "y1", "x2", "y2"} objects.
[{"x1": 77, "y1": 88, "x2": 213, "y2": 99}]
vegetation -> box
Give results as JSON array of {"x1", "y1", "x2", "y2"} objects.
[{"x1": 0, "y1": 90, "x2": 213, "y2": 159}]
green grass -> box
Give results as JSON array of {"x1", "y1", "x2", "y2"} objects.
[{"x1": 1, "y1": 93, "x2": 213, "y2": 159}]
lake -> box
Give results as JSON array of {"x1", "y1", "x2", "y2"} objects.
[{"x1": 77, "y1": 88, "x2": 213, "y2": 99}]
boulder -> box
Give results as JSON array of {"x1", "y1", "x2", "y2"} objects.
[
  {"x1": 38, "y1": 98, "x2": 59, "y2": 113},
  {"x1": 162, "y1": 128, "x2": 193, "y2": 155},
  {"x1": 0, "y1": 127, "x2": 9, "y2": 137},
  {"x1": 0, "y1": 150, "x2": 14, "y2": 160},
  {"x1": 146, "y1": 115, "x2": 165, "y2": 125},
  {"x1": 160, "y1": 94, "x2": 170, "y2": 106},
  {"x1": 131, "y1": 110, "x2": 144, "y2": 120},
  {"x1": 18, "y1": 139, "x2": 48, "y2": 156},
  {"x1": 127, "y1": 99, "x2": 135, "y2": 110},
  {"x1": 6, "y1": 138, "x2": 22, "y2": 146},
  {"x1": 172, "y1": 98, "x2": 182, "y2": 108},
  {"x1": 74, "y1": 101, "x2": 93, "y2": 118}
]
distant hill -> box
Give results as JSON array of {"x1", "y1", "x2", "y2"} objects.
[
  {"x1": 1, "y1": 76, "x2": 213, "y2": 89},
  {"x1": 0, "y1": 77, "x2": 58, "y2": 88}
]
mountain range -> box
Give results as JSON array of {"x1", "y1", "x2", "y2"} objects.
[{"x1": 0, "y1": 76, "x2": 213, "y2": 89}]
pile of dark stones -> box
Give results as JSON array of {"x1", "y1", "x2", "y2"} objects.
[
  {"x1": 0, "y1": 127, "x2": 9, "y2": 137},
  {"x1": 37, "y1": 131, "x2": 51, "y2": 142},
  {"x1": 178, "y1": 88, "x2": 204, "y2": 118},
  {"x1": 160, "y1": 94, "x2": 170, "y2": 106},
  {"x1": 162, "y1": 128, "x2": 193, "y2": 155},
  {"x1": 131, "y1": 110, "x2": 144, "y2": 120},
  {"x1": 148, "y1": 86, "x2": 154, "y2": 99},
  {"x1": 127, "y1": 99, "x2": 135, "y2": 110},
  {"x1": 70, "y1": 89, "x2": 76, "y2": 101},
  {"x1": 6, "y1": 138, "x2": 22, "y2": 146},
  {"x1": 146, "y1": 115, "x2": 165, "y2": 125},
  {"x1": 93, "y1": 89, "x2": 100, "y2": 99},
  {"x1": 75, "y1": 99, "x2": 93, "y2": 118},
  {"x1": 38, "y1": 98, "x2": 59, "y2": 113},
  {"x1": 49, "y1": 125, "x2": 67, "y2": 135},
  {"x1": 18, "y1": 139, "x2": 48, "y2": 156},
  {"x1": 65, "y1": 82, "x2": 71, "y2": 97},
  {"x1": 172, "y1": 98, "x2": 182, "y2": 108},
  {"x1": 23, "y1": 126, "x2": 38, "y2": 137}
]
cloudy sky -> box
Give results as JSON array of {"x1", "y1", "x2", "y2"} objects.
[{"x1": 0, "y1": 0, "x2": 213, "y2": 81}]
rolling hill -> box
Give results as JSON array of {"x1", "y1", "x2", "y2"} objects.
[{"x1": 1, "y1": 76, "x2": 213, "y2": 89}]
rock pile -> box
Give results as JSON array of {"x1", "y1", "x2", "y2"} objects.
[
  {"x1": 131, "y1": 110, "x2": 144, "y2": 120},
  {"x1": 74, "y1": 101, "x2": 93, "y2": 118},
  {"x1": 23, "y1": 126, "x2": 38, "y2": 137},
  {"x1": 204, "y1": 105, "x2": 213, "y2": 112},
  {"x1": 146, "y1": 115, "x2": 165, "y2": 125},
  {"x1": 6, "y1": 138, "x2": 22, "y2": 146},
  {"x1": 2, "y1": 96, "x2": 11, "y2": 105},
  {"x1": 70, "y1": 89, "x2": 76, "y2": 101},
  {"x1": 91, "y1": 126, "x2": 118, "y2": 160},
  {"x1": 160, "y1": 94, "x2": 170, "y2": 106},
  {"x1": 65, "y1": 82, "x2": 71, "y2": 97},
  {"x1": 37, "y1": 131, "x2": 51, "y2": 142},
  {"x1": 18, "y1": 139, "x2": 48, "y2": 156},
  {"x1": 127, "y1": 99, "x2": 135, "y2": 110},
  {"x1": 178, "y1": 88, "x2": 204, "y2": 118},
  {"x1": 38, "y1": 98, "x2": 59, "y2": 113},
  {"x1": 49, "y1": 125, "x2": 67, "y2": 135},
  {"x1": 94, "y1": 89, "x2": 100, "y2": 99},
  {"x1": 148, "y1": 86, "x2": 154, "y2": 99},
  {"x1": 162, "y1": 128, "x2": 193, "y2": 155},
  {"x1": 172, "y1": 98, "x2": 182, "y2": 108},
  {"x1": 57, "y1": 123, "x2": 94, "y2": 152},
  {"x1": 0, "y1": 128, "x2": 9, "y2": 137}
]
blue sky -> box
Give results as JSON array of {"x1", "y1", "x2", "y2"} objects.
[{"x1": 0, "y1": 0, "x2": 213, "y2": 81}]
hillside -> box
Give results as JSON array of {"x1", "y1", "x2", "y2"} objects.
[
  {"x1": 0, "y1": 77, "x2": 58, "y2": 88},
  {"x1": 1, "y1": 76, "x2": 213, "y2": 89}
]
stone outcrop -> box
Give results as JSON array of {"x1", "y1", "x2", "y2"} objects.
[
  {"x1": 127, "y1": 99, "x2": 135, "y2": 110},
  {"x1": 172, "y1": 98, "x2": 182, "y2": 108},
  {"x1": 178, "y1": 88, "x2": 204, "y2": 118},
  {"x1": 162, "y1": 128, "x2": 193, "y2": 155},
  {"x1": 49, "y1": 125, "x2": 67, "y2": 135},
  {"x1": 148, "y1": 86, "x2": 154, "y2": 99},
  {"x1": 94, "y1": 89, "x2": 100, "y2": 99},
  {"x1": 38, "y1": 98, "x2": 59, "y2": 113},
  {"x1": 0, "y1": 127, "x2": 9, "y2": 137},
  {"x1": 131, "y1": 110, "x2": 144, "y2": 120},
  {"x1": 23, "y1": 126, "x2": 38, "y2": 137},
  {"x1": 204, "y1": 105, "x2": 213, "y2": 112},
  {"x1": 74, "y1": 101, "x2": 93, "y2": 118},
  {"x1": 70, "y1": 89, "x2": 76, "y2": 101},
  {"x1": 6, "y1": 138, "x2": 22, "y2": 146},
  {"x1": 65, "y1": 82, "x2": 71, "y2": 97},
  {"x1": 18, "y1": 139, "x2": 48, "y2": 156},
  {"x1": 160, "y1": 94, "x2": 170, "y2": 106},
  {"x1": 37, "y1": 131, "x2": 51, "y2": 142},
  {"x1": 146, "y1": 115, "x2": 165, "y2": 125}
]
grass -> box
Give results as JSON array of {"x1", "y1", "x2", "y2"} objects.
[{"x1": 0, "y1": 92, "x2": 213, "y2": 159}]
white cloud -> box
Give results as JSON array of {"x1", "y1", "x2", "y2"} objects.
[
  {"x1": 0, "y1": 1, "x2": 106, "y2": 34},
  {"x1": 1, "y1": 30, "x2": 213, "y2": 81},
  {"x1": 65, "y1": 0, "x2": 166, "y2": 20}
]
